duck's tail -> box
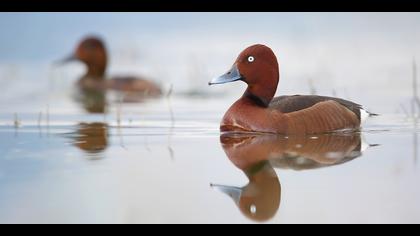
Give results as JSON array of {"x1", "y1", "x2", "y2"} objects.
[
  {"x1": 367, "y1": 111, "x2": 379, "y2": 117},
  {"x1": 360, "y1": 109, "x2": 379, "y2": 123}
]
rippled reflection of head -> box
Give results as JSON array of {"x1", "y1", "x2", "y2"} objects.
[{"x1": 74, "y1": 123, "x2": 108, "y2": 154}]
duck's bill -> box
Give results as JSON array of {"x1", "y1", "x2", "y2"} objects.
[
  {"x1": 54, "y1": 54, "x2": 77, "y2": 66},
  {"x1": 210, "y1": 183, "x2": 242, "y2": 204},
  {"x1": 208, "y1": 64, "x2": 243, "y2": 85}
]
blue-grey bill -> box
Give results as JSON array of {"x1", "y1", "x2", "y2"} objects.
[
  {"x1": 208, "y1": 64, "x2": 243, "y2": 85},
  {"x1": 54, "y1": 54, "x2": 77, "y2": 66},
  {"x1": 211, "y1": 183, "x2": 242, "y2": 204}
]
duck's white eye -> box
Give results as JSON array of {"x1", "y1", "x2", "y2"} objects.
[
  {"x1": 250, "y1": 204, "x2": 257, "y2": 214},
  {"x1": 247, "y1": 56, "x2": 254, "y2": 63}
]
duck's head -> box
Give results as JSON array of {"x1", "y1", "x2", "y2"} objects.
[
  {"x1": 61, "y1": 36, "x2": 108, "y2": 79},
  {"x1": 209, "y1": 44, "x2": 279, "y2": 106}
]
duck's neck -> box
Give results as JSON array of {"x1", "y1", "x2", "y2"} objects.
[
  {"x1": 243, "y1": 82, "x2": 278, "y2": 108},
  {"x1": 243, "y1": 89, "x2": 271, "y2": 107},
  {"x1": 84, "y1": 64, "x2": 106, "y2": 80},
  {"x1": 242, "y1": 65, "x2": 279, "y2": 108}
]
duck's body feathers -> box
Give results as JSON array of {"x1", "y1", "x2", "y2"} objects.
[{"x1": 269, "y1": 95, "x2": 363, "y2": 120}]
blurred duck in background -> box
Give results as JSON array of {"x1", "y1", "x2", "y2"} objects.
[{"x1": 59, "y1": 36, "x2": 162, "y2": 100}]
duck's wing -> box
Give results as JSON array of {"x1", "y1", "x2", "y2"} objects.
[
  {"x1": 280, "y1": 100, "x2": 361, "y2": 134},
  {"x1": 107, "y1": 76, "x2": 162, "y2": 95},
  {"x1": 269, "y1": 95, "x2": 363, "y2": 120}
]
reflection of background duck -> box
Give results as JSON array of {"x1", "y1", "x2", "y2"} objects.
[
  {"x1": 213, "y1": 133, "x2": 370, "y2": 222},
  {"x1": 72, "y1": 122, "x2": 108, "y2": 154}
]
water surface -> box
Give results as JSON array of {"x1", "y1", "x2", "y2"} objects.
[{"x1": 0, "y1": 91, "x2": 419, "y2": 223}]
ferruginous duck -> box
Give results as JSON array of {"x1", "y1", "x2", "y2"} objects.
[
  {"x1": 60, "y1": 36, "x2": 162, "y2": 97},
  {"x1": 209, "y1": 44, "x2": 376, "y2": 134}
]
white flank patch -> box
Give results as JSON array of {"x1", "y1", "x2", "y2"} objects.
[{"x1": 360, "y1": 109, "x2": 370, "y2": 123}]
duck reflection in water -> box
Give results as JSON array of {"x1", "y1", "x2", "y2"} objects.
[
  {"x1": 69, "y1": 122, "x2": 109, "y2": 159},
  {"x1": 212, "y1": 132, "x2": 374, "y2": 222}
]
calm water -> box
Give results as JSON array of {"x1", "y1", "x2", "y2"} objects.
[
  {"x1": 0, "y1": 89, "x2": 419, "y2": 223},
  {"x1": 2, "y1": 12, "x2": 420, "y2": 224}
]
